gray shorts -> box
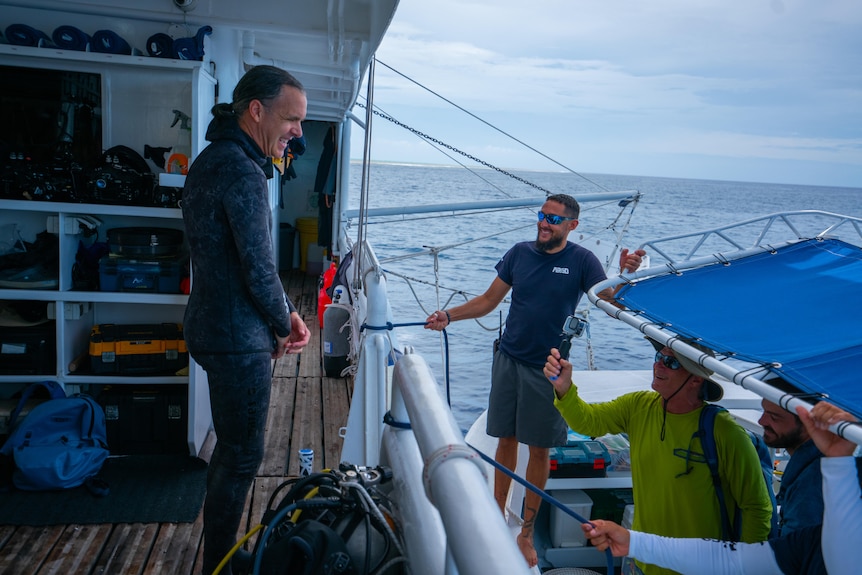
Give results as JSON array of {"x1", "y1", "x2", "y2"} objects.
[{"x1": 486, "y1": 349, "x2": 567, "y2": 448}]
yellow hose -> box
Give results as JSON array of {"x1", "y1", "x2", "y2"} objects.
[{"x1": 210, "y1": 523, "x2": 264, "y2": 575}]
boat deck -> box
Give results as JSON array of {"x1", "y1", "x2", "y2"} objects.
[{"x1": 0, "y1": 270, "x2": 352, "y2": 575}]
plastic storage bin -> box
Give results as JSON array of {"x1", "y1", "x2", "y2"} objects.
[{"x1": 549, "y1": 489, "x2": 593, "y2": 548}]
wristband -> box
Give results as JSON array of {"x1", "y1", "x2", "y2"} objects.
[{"x1": 445, "y1": 310, "x2": 451, "y2": 324}]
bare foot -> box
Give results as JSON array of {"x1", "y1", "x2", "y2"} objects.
[{"x1": 517, "y1": 532, "x2": 538, "y2": 568}]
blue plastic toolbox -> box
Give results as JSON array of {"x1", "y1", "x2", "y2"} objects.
[
  {"x1": 549, "y1": 440, "x2": 611, "y2": 478},
  {"x1": 98, "y1": 254, "x2": 185, "y2": 293}
]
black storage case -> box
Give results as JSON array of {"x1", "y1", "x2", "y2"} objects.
[
  {"x1": 97, "y1": 385, "x2": 188, "y2": 454},
  {"x1": 0, "y1": 321, "x2": 56, "y2": 375},
  {"x1": 98, "y1": 254, "x2": 185, "y2": 293},
  {"x1": 107, "y1": 227, "x2": 183, "y2": 257},
  {"x1": 89, "y1": 323, "x2": 188, "y2": 375}
]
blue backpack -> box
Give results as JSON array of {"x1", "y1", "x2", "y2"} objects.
[
  {"x1": 699, "y1": 404, "x2": 778, "y2": 541},
  {"x1": 1, "y1": 381, "x2": 109, "y2": 491}
]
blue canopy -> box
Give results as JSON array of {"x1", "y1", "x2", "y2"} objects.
[{"x1": 616, "y1": 238, "x2": 862, "y2": 420}]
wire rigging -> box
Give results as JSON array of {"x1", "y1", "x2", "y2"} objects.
[{"x1": 375, "y1": 59, "x2": 613, "y2": 193}]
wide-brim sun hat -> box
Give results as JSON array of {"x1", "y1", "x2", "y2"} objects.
[{"x1": 647, "y1": 337, "x2": 724, "y2": 402}]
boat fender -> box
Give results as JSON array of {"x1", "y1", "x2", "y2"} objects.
[{"x1": 323, "y1": 286, "x2": 351, "y2": 377}]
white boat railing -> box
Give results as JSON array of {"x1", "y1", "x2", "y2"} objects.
[
  {"x1": 638, "y1": 210, "x2": 862, "y2": 265},
  {"x1": 343, "y1": 190, "x2": 640, "y2": 219},
  {"x1": 385, "y1": 352, "x2": 532, "y2": 575},
  {"x1": 339, "y1": 239, "x2": 531, "y2": 575}
]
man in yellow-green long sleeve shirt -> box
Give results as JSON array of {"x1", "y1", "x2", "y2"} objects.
[{"x1": 545, "y1": 339, "x2": 773, "y2": 575}]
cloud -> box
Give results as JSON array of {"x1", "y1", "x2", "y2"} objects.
[{"x1": 355, "y1": 0, "x2": 862, "y2": 186}]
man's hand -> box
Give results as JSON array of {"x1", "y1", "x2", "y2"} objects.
[
  {"x1": 619, "y1": 248, "x2": 647, "y2": 274},
  {"x1": 581, "y1": 519, "x2": 631, "y2": 557},
  {"x1": 797, "y1": 401, "x2": 858, "y2": 458},
  {"x1": 544, "y1": 348, "x2": 574, "y2": 399},
  {"x1": 425, "y1": 310, "x2": 450, "y2": 331},
  {"x1": 273, "y1": 312, "x2": 311, "y2": 359}
]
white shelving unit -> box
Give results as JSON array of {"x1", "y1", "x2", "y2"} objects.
[{"x1": 0, "y1": 43, "x2": 216, "y2": 455}]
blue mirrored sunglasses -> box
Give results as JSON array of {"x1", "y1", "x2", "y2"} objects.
[
  {"x1": 537, "y1": 211, "x2": 576, "y2": 225},
  {"x1": 655, "y1": 351, "x2": 682, "y2": 370}
]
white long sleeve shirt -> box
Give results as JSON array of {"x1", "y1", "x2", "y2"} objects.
[{"x1": 627, "y1": 456, "x2": 860, "y2": 575}]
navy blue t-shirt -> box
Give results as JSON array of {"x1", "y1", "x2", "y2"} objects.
[{"x1": 496, "y1": 240, "x2": 606, "y2": 366}]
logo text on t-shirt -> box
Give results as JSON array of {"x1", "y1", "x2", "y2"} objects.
[{"x1": 552, "y1": 266, "x2": 570, "y2": 274}]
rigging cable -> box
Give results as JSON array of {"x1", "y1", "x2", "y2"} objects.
[
  {"x1": 352, "y1": 57, "x2": 377, "y2": 292},
  {"x1": 375, "y1": 59, "x2": 613, "y2": 193},
  {"x1": 356, "y1": 100, "x2": 555, "y2": 196}
]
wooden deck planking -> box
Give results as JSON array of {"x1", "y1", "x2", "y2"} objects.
[
  {"x1": 259, "y1": 376, "x2": 296, "y2": 477},
  {"x1": 322, "y1": 377, "x2": 352, "y2": 470},
  {"x1": 89, "y1": 523, "x2": 156, "y2": 575},
  {"x1": 286, "y1": 377, "x2": 322, "y2": 477},
  {"x1": 0, "y1": 269, "x2": 352, "y2": 575}
]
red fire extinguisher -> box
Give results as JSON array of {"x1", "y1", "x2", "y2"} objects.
[{"x1": 317, "y1": 262, "x2": 337, "y2": 328}]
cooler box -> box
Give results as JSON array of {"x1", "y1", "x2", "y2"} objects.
[
  {"x1": 89, "y1": 323, "x2": 188, "y2": 375},
  {"x1": 584, "y1": 488, "x2": 634, "y2": 525},
  {"x1": 549, "y1": 440, "x2": 610, "y2": 478},
  {"x1": 549, "y1": 489, "x2": 593, "y2": 548},
  {"x1": 97, "y1": 385, "x2": 188, "y2": 454},
  {"x1": 0, "y1": 321, "x2": 56, "y2": 375},
  {"x1": 99, "y1": 254, "x2": 186, "y2": 293},
  {"x1": 106, "y1": 227, "x2": 184, "y2": 257}
]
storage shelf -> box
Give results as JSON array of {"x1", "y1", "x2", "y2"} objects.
[
  {"x1": 0, "y1": 289, "x2": 188, "y2": 305},
  {"x1": 545, "y1": 472, "x2": 633, "y2": 490},
  {"x1": 0, "y1": 50, "x2": 214, "y2": 456},
  {"x1": 0, "y1": 199, "x2": 182, "y2": 219},
  {"x1": 0, "y1": 43, "x2": 207, "y2": 72},
  {"x1": 63, "y1": 375, "x2": 189, "y2": 385}
]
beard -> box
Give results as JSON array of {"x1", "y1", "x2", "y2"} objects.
[
  {"x1": 536, "y1": 232, "x2": 565, "y2": 252},
  {"x1": 763, "y1": 425, "x2": 806, "y2": 450}
]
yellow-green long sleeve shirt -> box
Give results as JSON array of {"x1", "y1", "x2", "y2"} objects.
[{"x1": 555, "y1": 386, "x2": 773, "y2": 575}]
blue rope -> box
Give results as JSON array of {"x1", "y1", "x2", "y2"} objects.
[
  {"x1": 467, "y1": 442, "x2": 616, "y2": 573},
  {"x1": 360, "y1": 320, "x2": 452, "y2": 405},
  {"x1": 383, "y1": 410, "x2": 411, "y2": 429}
]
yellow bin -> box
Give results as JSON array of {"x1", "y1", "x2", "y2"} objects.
[{"x1": 295, "y1": 217, "x2": 318, "y2": 272}]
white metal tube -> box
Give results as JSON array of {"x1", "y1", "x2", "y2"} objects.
[
  {"x1": 380, "y1": 420, "x2": 447, "y2": 574},
  {"x1": 392, "y1": 353, "x2": 532, "y2": 575},
  {"x1": 343, "y1": 190, "x2": 639, "y2": 219}
]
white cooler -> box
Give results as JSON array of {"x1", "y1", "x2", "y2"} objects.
[{"x1": 549, "y1": 489, "x2": 593, "y2": 547}]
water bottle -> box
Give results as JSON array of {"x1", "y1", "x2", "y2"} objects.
[{"x1": 323, "y1": 285, "x2": 350, "y2": 377}]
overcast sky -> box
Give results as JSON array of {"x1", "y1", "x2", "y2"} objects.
[{"x1": 352, "y1": 0, "x2": 862, "y2": 188}]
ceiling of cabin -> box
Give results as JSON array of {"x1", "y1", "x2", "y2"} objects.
[{"x1": 0, "y1": 0, "x2": 400, "y2": 122}]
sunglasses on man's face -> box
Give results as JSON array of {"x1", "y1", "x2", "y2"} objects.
[
  {"x1": 537, "y1": 211, "x2": 576, "y2": 225},
  {"x1": 655, "y1": 351, "x2": 682, "y2": 370}
]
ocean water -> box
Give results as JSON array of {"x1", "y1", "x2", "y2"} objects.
[{"x1": 347, "y1": 163, "x2": 862, "y2": 432}]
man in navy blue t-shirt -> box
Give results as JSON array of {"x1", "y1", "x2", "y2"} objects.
[{"x1": 425, "y1": 193, "x2": 644, "y2": 567}]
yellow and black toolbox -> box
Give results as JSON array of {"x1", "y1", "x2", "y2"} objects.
[{"x1": 89, "y1": 323, "x2": 187, "y2": 375}]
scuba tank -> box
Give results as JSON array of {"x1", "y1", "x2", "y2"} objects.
[{"x1": 323, "y1": 285, "x2": 350, "y2": 377}]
